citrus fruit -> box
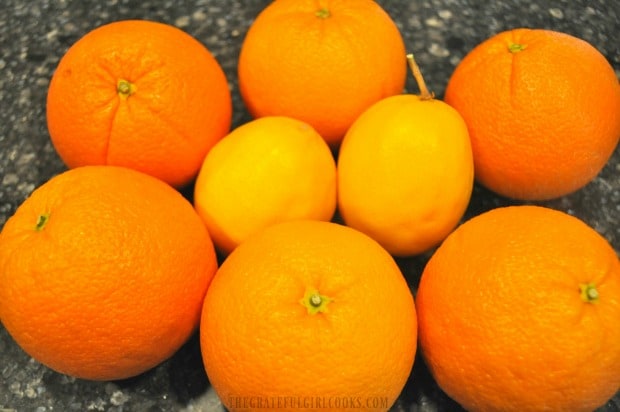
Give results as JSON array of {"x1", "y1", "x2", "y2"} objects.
[
  {"x1": 237, "y1": 0, "x2": 407, "y2": 147},
  {"x1": 193, "y1": 116, "x2": 337, "y2": 255},
  {"x1": 444, "y1": 28, "x2": 620, "y2": 200},
  {"x1": 200, "y1": 220, "x2": 417, "y2": 411},
  {"x1": 46, "y1": 19, "x2": 232, "y2": 188},
  {"x1": 337, "y1": 55, "x2": 474, "y2": 257},
  {"x1": 0, "y1": 165, "x2": 218, "y2": 381},
  {"x1": 416, "y1": 205, "x2": 620, "y2": 411}
]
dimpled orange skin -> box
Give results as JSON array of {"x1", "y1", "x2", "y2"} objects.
[
  {"x1": 444, "y1": 28, "x2": 620, "y2": 200},
  {"x1": 237, "y1": 0, "x2": 407, "y2": 147},
  {"x1": 200, "y1": 220, "x2": 417, "y2": 411},
  {"x1": 46, "y1": 20, "x2": 232, "y2": 188},
  {"x1": 0, "y1": 166, "x2": 218, "y2": 381},
  {"x1": 416, "y1": 205, "x2": 620, "y2": 411},
  {"x1": 337, "y1": 93, "x2": 474, "y2": 257}
]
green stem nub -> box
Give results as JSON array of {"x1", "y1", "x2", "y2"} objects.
[
  {"x1": 508, "y1": 43, "x2": 527, "y2": 53},
  {"x1": 117, "y1": 79, "x2": 136, "y2": 99},
  {"x1": 315, "y1": 7, "x2": 331, "y2": 18},
  {"x1": 300, "y1": 288, "x2": 332, "y2": 315},
  {"x1": 580, "y1": 283, "x2": 600, "y2": 304},
  {"x1": 310, "y1": 293, "x2": 322, "y2": 307},
  {"x1": 35, "y1": 213, "x2": 50, "y2": 231}
]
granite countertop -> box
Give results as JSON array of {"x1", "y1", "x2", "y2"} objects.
[{"x1": 1, "y1": 1, "x2": 619, "y2": 411}]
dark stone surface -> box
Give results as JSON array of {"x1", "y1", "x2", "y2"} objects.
[{"x1": 1, "y1": 1, "x2": 619, "y2": 411}]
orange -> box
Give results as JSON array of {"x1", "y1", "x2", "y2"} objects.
[
  {"x1": 416, "y1": 205, "x2": 620, "y2": 411},
  {"x1": 237, "y1": 0, "x2": 407, "y2": 147},
  {"x1": 337, "y1": 55, "x2": 474, "y2": 257},
  {"x1": 444, "y1": 28, "x2": 620, "y2": 200},
  {"x1": 46, "y1": 20, "x2": 232, "y2": 188},
  {"x1": 193, "y1": 116, "x2": 337, "y2": 255},
  {"x1": 0, "y1": 165, "x2": 218, "y2": 381},
  {"x1": 200, "y1": 220, "x2": 417, "y2": 411}
]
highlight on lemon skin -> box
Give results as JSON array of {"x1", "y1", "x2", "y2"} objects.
[{"x1": 193, "y1": 116, "x2": 337, "y2": 255}]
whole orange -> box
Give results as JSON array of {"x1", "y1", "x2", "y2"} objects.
[
  {"x1": 46, "y1": 20, "x2": 232, "y2": 188},
  {"x1": 337, "y1": 55, "x2": 474, "y2": 256},
  {"x1": 237, "y1": 0, "x2": 407, "y2": 147},
  {"x1": 0, "y1": 166, "x2": 218, "y2": 381},
  {"x1": 200, "y1": 220, "x2": 417, "y2": 411},
  {"x1": 416, "y1": 205, "x2": 620, "y2": 411},
  {"x1": 444, "y1": 28, "x2": 620, "y2": 200},
  {"x1": 193, "y1": 116, "x2": 337, "y2": 255}
]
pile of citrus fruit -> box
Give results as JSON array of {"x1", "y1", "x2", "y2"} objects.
[{"x1": 1, "y1": 0, "x2": 619, "y2": 410}]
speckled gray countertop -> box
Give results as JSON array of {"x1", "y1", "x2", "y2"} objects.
[{"x1": 1, "y1": 1, "x2": 619, "y2": 411}]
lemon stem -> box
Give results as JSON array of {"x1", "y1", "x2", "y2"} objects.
[{"x1": 406, "y1": 54, "x2": 434, "y2": 101}]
